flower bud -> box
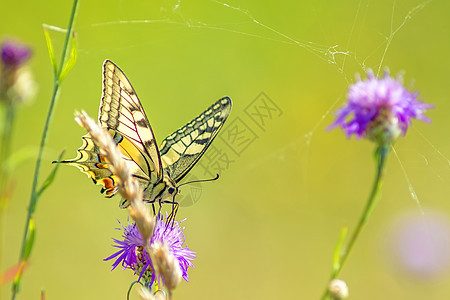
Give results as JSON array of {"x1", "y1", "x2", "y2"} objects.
[{"x1": 328, "y1": 278, "x2": 349, "y2": 299}]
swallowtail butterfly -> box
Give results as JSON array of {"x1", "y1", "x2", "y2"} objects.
[{"x1": 58, "y1": 60, "x2": 232, "y2": 214}]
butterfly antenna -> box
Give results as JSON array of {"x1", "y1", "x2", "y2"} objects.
[
  {"x1": 162, "y1": 174, "x2": 219, "y2": 231},
  {"x1": 178, "y1": 173, "x2": 220, "y2": 188}
]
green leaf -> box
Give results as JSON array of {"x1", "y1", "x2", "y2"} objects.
[
  {"x1": 12, "y1": 219, "x2": 35, "y2": 291},
  {"x1": 332, "y1": 225, "x2": 348, "y2": 272},
  {"x1": 59, "y1": 31, "x2": 77, "y2": 82},
  {"x1": 22, "y1": 218, "x2": 36, "y2": 260},
  {"x1": 31, "y1": 151, "x2": 65, "y2": 212},
  {"x1": 5, "y1": 146, "x2": 38, "y2": 172},
  {"x1": 42, "y1": 26, "x2": 58, "y2": 77}
]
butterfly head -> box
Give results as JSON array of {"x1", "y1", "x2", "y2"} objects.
[
  {"x1": 168, "y1": 186, "x2": 177, "y2": 196},
  {"x1": 157, "y1": 178, "x2": 179, "y2": 205},
  {"x1": 167, "y1": 186, "x2": 179, "y2": 201}
]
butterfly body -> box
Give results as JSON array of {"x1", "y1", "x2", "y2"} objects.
[{"x1": 58, "y1": 60, "x2": 231, "y2": 212}]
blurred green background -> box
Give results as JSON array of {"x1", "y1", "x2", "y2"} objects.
[{"x1": 1, "y1": 0, "x2": 450, "y2": 299}]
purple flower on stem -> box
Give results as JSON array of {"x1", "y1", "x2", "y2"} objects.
[
  {"x1": 329, "y1": 70, "x2": 433, "y2": 145},
  {"x1": 0, "y1": 39, "x2": 35, "y2": 105},
  {"x1": 389, "y1": 213, "x2": 450, "y2": 279},
  {"x1": 1, "y1": 40, "x2": 31, "y2": 69},
  {"x1": 105, "y1": 215, "x2": 196, "y2": 286}
]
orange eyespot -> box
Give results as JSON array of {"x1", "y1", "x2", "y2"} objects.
[{"x1": 100, "y1": 177, "x2": 117, "y2": 195}]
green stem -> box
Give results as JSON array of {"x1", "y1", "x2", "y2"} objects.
[
  {"x1": 11, "y1": 1, "x2": 79, "y2": 299},
  {"x1": 321, "y1": 145, "x2": 389, "y2": 300},
  {"x1": 0, "y1": 104, "x2": 15, "y2": 172},
  {"x1": 0, "y1": 104, "x2": 16, "y2": 300},
  {"x1": 0, "y1": 104, "x2": 15, "y2": 197},
  {"x1": 0, "y1": 104, "x2": 16, "y2": 201}
]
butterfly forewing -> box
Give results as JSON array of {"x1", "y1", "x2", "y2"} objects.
[
  {"x1": 160, "y1": 97, "x2": 232, "y2": 183},
  {"x1": 101, "y1": 60, "x2": 162, "y2": 182}
]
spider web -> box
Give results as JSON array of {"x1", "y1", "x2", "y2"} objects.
[
  {"x1": 67, "y1": 0, "x2": 450, "y2": 297},
  {"x1": 79, "y1": 0, "x2": 450, "y2": 212}
]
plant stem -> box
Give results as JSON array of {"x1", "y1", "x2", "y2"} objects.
[
  {"x1": 321, "y1": 145, "x2": 389, "y2": 300},
  {"x1": 0, "y1": 104, "x2": 15, "y2": 174},
  {"x1": 0, "y1": 104, "x2": 16, "y2": 300},
  {"x1": 0, "y1": 104, "x2": 15, "y2": 203},
  {"x1": 11, "y1": 1, "x2": 79, "y2": 299}
]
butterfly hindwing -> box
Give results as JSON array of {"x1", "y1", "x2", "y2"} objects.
[
  {"x1": 57, "y1": 131, "x2": 123, "y2": 197},
  {"x1": 160, "y1": 97, "x2": 232, "y2": 183}
]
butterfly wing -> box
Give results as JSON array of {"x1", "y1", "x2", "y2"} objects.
[
  {"x1": 101, "y1": 60, "x2": 163, "y2": 183},
  {"x1": 58, "y1": 60, "x2": 163, "y2": 206},
  {"x1": 160, "y1": 97, "x2": 232, "y2": 183},
  {"x1": 57, "y1": 131, "x2": 121, "y2": 198}
]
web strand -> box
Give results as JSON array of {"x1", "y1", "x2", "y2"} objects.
[{"x1": 80, "y1": 0, "x2": 442, "y2": 211}]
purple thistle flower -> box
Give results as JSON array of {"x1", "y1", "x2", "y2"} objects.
[
  {"x1": 329, "y1": 70, "x2": 433, "y2": 145},
  {"x1": 105, "y1": 215, "x2": 196, "y2": 286},
  {"x1": 0, "y1": 39, "x2": 35, "y2": 105},
  {"x1": 1, "y1": 40, "x2": 31, "y2": 69},
  {"x1": 388, "y1": 212, "x2": 450, "y2": 279}
]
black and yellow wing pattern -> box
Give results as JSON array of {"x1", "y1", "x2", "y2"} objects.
[
  {"x1": 160, "y1": 97, "x2": 232, "y2": 183},
  {"x1": 58, "y1": 60, "x2": 232, "y2": 210}
]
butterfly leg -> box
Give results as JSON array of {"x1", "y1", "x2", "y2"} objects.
[
  {"x1": 172, "y1": 202, "x2": 179, "y2": 226},
  {"x1": 157, "y1": 199, "x2": 163, "y2": 217},
  {"x1": 151, "y1": 202, "x2": 156, "y2": 216},
  {"x1": 163, "y1": 198, "x2": 179, "y2": 229}
]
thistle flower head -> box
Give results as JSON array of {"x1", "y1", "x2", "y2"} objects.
[
  {"x1": 1, "y1": 40, "x2": 31, "y2": 69},
  {"x1": 0, "y1": 39, "x2": 35, "y2": 105},
  {"x1": 329, "y1": 70, "x2": 433, "y2": 145},
  {"x1": 105, "y1": 215, "x2": 195, "y2": 286}
]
